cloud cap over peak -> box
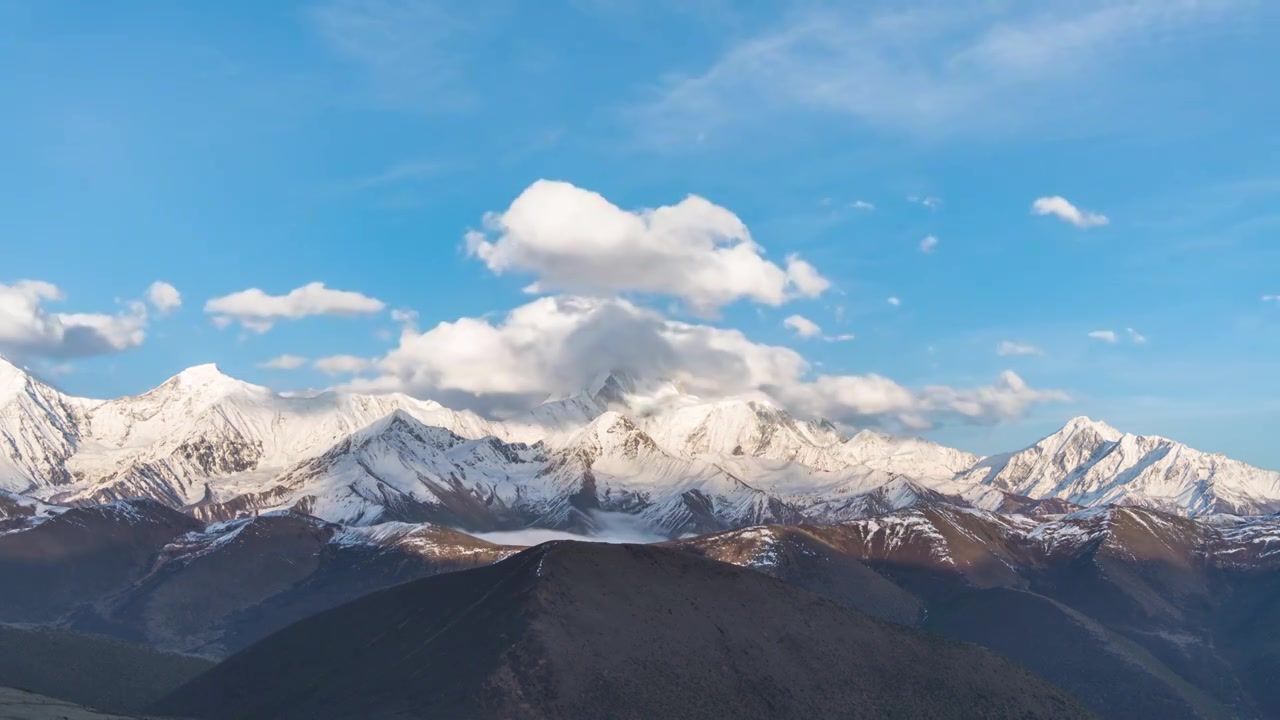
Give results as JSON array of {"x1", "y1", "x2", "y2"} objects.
[{"x1": 348, "y1": 295, "x2": 1066, "y2": 431}]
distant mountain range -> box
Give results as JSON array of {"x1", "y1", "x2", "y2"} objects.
[
  {"x1": 3, "y1": 357, "x2": 1279, "y2": 533},
  {"x1": 5, "y1": 491, "x2": 1280, "y2": 715}
]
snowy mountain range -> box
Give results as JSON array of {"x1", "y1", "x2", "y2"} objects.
[{"x1": 3, "y1": 356, "x2": 1280, "y2": 534}]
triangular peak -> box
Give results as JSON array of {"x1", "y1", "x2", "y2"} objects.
[{"x1": 1054, "y1": 415, "x2": 1124, "y2": 441}]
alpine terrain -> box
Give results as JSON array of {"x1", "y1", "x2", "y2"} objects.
[{"x1": 3, "y1": 356, "x2": 1278, "y2": 535}]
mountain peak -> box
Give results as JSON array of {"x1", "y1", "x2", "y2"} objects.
[
  {"x1": 159, "y1": 363, "x2": 265, "y2": 396},
  {"x1": 1056, "y1": 416, "x2": 1123, "y2": 441},
  {"x1": 351, "y1": 408, "x2": 460, "y2": 447},
  {"x1": 0, "y1": 355, "x2": 28, "y2": 392},
  {"x1": 171, "y1": 363, "x2": 231, "y2": 383}
]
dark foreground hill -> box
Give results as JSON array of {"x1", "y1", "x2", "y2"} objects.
[
  {"x1": 0, "y1": 503, "x2": 518, "y2": 657},
  {"x1": 0, "y1": 687, "x2": 144, "y2": 720},
  {"x1": 0, "y1": 624, "x2": 212, "y2": 715},
  {"x1": 155, "y1": 541, "x2": 1094, "y2": 720}
]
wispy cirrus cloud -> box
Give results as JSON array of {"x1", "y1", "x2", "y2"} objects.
[
  {"x1": 259, "y1": 354, "x2": 308, "y2": 370},
  {"x1": 308, "y1": 0, "x2": 496, "y2": 111},
  {"x1": 997, "y1": 341, "x2": 1044, "y2": 357},
  {"x1": 629, "y1": 0, "x2": 1252, "y2": 146}
]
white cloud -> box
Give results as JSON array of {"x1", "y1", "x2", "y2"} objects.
[
  {"x1": 205, "y1": 282, "x2": 386, "y2": 333},
  {"x1": 783, "y1": 314, "x2": 822, "y2": 339},
  {"x1": 851, "y1": 200, "x2": 875, "y2": 211},
  {"x1": 464, "y1": 179, "x2": 829, "y2": 315},
  {"x1": 145, "y1": 282, "x2": 182, "y2": 314},
  {"x1": 1032, "y1": 196, "x2": 1110, "y2": 228},
  {"x1": 347, "y1": 295, "x2": 1066, "y2": 430},
  {"x1": 887, "y1": 296, "x2": 902, "y2": 307},
  {"x1": 1089, "y1": 330, "x2": 1119, "y2": 343},
  {"x1": 910, "y1": 195, "x2": 942, "y2": 209},
  {"x1": 997, "y1": 341, "x2": 1044, "y2": 357},
  {"x1": 313, "y1": 354, "x2": 373, "y2": 376},
  {"x1": 920, "y1": 235, "x2": 939, "y2": 254},
  {"x1": 1126, "y1": 327, "x2": 1147, "y2": 344},
  {"x1": 784, "y1": 314, "x2": 856, "y2": 343},
  {"x1": 390, "y1": 308, "x2": 419, "y2": 326},
  {"x1": 631, "y1": 1, "x2": 1246, "y2": 144},
  {"x1": 259, "y1": 354, "x2": 308, "y2": 370},
  {"x1": 0, "y1": 280, "x2": 152, "y2": 361}
]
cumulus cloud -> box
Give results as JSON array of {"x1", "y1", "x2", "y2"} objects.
[
  {"x1": 313, "y1": 354, "x2": 373, "y2": 375},
  {"x1": 146, "y1": 282, "x2": 182, "y2": 314},
  {"x1": 851, "y1": 200, "x2": 875, "y2": 211},
  {"x1": 346, "y1": 295, "x2": 1066, "y2": 430},
  {"x1": 887, "y1": 296, "x2": 901, "y2": 307},
  {"x1": 205, "y1": 282, "x2": 386, "y2": 333},
  {"x1": 0, "y1": 280, "x2": 153, "y2": 361},
  {"x1": 464, "y1": 180, "x2": 829, "y2": 315},
  {"x1": 784, "y1": 315, "x2": 855, "y2": 343},
  {"x1": 1032, "y1": 196, "x2": 1109, "y2": 228},
  {"x1": 997, "y1": 341, "x2": 1043, "y2": 357},
  {"x1": 920, "y1": 235, "x2": 939, "y2": 254},
  {"x1": 390, "y1": 308, "x2": 419, "y2": 326},
  {"x1": 1088, "y1": 330, "x2": 1119, "y2": 343},
  {"x1": 259, "y1": 354, "x2": 308, "y2": 370},
  {"x1": 783, "y1": 314, "x2": 822, "y2": 339}
]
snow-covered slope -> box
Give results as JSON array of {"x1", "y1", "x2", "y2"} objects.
[
  {"x1": 4, "y1": 358, "x2": 1280, "y2": 536},
  {"x1": 960, "y1": 416, "x2": 1280, "y2": 516},
  {"x1": 189, "y1": 410, "x2": 547, "y2": 526},
  {"x1": 836, "y1": 430, "x2": 980, "y2": 482},
  {"x1": 2, "y1": 362, "x2": 502, "y2": 507},
  {"x1": 0, "y1": 357, "x2": 95, "y2": 493},
  {"x1": 636, "y1": 397, "x2": 847, "y2": 470}
]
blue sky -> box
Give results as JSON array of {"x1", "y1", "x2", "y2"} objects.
[{"x1": 2, "y1": 0, "x2": 1279, "y2": 466}]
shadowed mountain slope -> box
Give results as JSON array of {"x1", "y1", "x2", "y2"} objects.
[
  {"x1": 0, "y1": 624, "x2": 212, "y2": 715},
  {"x1": 155, "y1": 542, "x2": 1094, "y2": 720}
]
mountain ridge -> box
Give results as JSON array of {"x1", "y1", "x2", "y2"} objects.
[{"x1": 3, "y1": 360, "x2": 1279, "y2": 534}]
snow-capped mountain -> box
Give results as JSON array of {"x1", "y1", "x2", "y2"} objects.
[
  {"x1": 959, "y1": 416, "x2": 1280, "y2": 516},
  {"x1": 836, "y1": 430, "x2": 980, "y2": 482},
  {"x1": 196, "y1": 410, "x2": 549, "y2": 527},
  {"x1": 4, "y1": 357, "x2": 1280, "y2": 536},
  {"x1": 0, "y1": 357, "x2": 94, "y2": 492}
]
